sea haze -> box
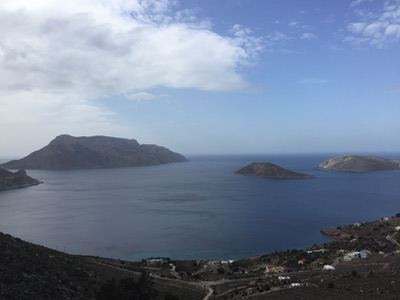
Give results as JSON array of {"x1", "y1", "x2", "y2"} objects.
[{"x1": 0, "y1": 154, "x2": 400, "y2": 261}]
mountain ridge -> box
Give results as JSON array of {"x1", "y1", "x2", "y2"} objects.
[{"x1": 2, "y1": 135, "x2": 187, "y2": 170}]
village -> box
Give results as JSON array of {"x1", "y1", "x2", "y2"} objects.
[
  {"x1": 101, "y1": 213, "x2": 400, "y2": 299},
  {"x1": 2, "y1": 213, "x2": 400, "y2": 299}
]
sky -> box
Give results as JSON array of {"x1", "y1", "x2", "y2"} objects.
[{"x1": 0, "y1": 0, "x2": 399, "y2": 157}]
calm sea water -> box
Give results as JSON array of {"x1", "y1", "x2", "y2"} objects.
[{"x1": 1, "y1": 154, "x2": 400, "y2": 261}]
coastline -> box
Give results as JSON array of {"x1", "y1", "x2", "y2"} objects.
[
  {"x1": 2, "y1": 214, "x2": 400, "y2": 299},
  {"x1": 0, "y1": 181, "x2": 42, "y2": 191}
]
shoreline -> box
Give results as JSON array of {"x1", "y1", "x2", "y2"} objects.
[
  {"x1": 0, "y1": 181, "x2": 42, "y2": 191},
  {"x1": 2, "y1": 213, "x2": 400, "y2": 264},
  {"x1": 2, "y1": 214, "x2": 400, "y2": 299}
]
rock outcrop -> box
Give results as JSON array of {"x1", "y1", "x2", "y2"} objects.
[
  {"x1": 2, "y1": 135, "x2": 187, "y2": 170},
  {"x1": 235, "y1": 162, "x2": 314, "y2": 179},
  {"x1": 0, "y1": 168, "x2": 41, "y2": 191}
]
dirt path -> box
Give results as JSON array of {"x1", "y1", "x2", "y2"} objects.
[
  {"x1": 386, "y1": 232, "x2": 400, "y2": 249},
  {"x1": 90, "y1": 260, "x2": 142, "y2": 276},
  {"x1": 203, "y1": 286, "x2": 213, "y2": 300}
]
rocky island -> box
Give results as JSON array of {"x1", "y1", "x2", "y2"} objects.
[
  {"x1": 235, "y1": 162, "x2": 314, "y2": 179},
  {"x1": 2, "y1": 135, "x2": 187, "y2": 170},
  {"x1": 319, "y1": 155, "x2": 400, "y2": 172},
  {"x1": 0, "y1": 168, "x2": 41, "y2": 191}
]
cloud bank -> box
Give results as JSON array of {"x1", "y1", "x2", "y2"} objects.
[{"x1": 0, "y1": 0, "x2": 262, "y2": 156}]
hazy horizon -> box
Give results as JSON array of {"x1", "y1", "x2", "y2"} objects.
[
  {"x1": 1, "y1": 0, "x2": 399, "y2": 157},
  {"x1": 2, "y1": 148, "x2": 400, "y2": 162}
]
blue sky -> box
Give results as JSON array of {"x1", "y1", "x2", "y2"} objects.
[{"x1": 0, "y1": 0, "x2": 399, "y2": 156}]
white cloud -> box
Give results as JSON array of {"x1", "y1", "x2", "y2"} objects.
[
  {"x1": 264, "y1": 31, "x2": 293, "y2": 52},
  {"x1": 0, "y1": 0, "x2": 262, "y2": 94},
  {"x1": 230, "y1": 24, "x2": 264, "y2": 59},
  {"x1": 125, "y1": 91, "x2": 158, "y2": 101},
  {"x1": 350, "y1": 0, "x2": 371, "y2": 7},
  {"x1": 287, "y1": 21, "x2": 311, "y2": 30},
  {"x1": 0, "y1": 0, "x2": 263, "y2": 156},
  {"x1": 301, "y1": 32, "x2": 318, "y2": 40},
  {"x1": 347, "y1": 0, "x2": 400, "y2": 47},
  {"x1": 0, "y1": 90, "x2": 128, "y2": 156},
  {"x1": 268, "y1": 32, "x2": 291, "y2": 42}
]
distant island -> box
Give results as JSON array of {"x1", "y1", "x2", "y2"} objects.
[
  {"x1": 319, "y1": 155, "x2": 400, "y2": 172},
  {"x1": 0, "y1": 168, "x2": 41, "y2": 191},
  {"x1": 235, "y1": 162, "x2": 314, "y2": 179},
  {"x1": 2, "y1": 135, "x2": 187, "y2": 170}
]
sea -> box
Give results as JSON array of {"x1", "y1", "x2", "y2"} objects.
[{"x1": 1, "y1": 154, "x2": 400, "y2": 261}]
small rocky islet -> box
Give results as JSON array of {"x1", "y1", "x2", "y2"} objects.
[
  {"x1": 319, "y1": 155, "x2": 400, "y2": 172},
  {"x1": 235, "y1": 155, "x2": 400, "y2": 181},
  {"x1": 0, "y1": 168, "x2": 41, "y2": 191},
  {"x1": 235, "y1": 162, "x2": 314, "y2": 179}
]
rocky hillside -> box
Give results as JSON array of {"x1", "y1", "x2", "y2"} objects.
[
  {"x1": 3, "y1": 215, "x2": 400, "y2": 299},
  {"x1": 319, "y1": 155, "x2": 400, "y2": 172},
  {"x1": 0, "y1": 232, "x2": 203, "y2": 300},
  {"x1": 2, "y1": 135, "x2": 187, "y2": 170},
  {"x1": 0, "y1": 168, "x2": 41, "y2": 191},
  {"x1": 235, "y1": 162, "x2": 314, "y2": 179}
]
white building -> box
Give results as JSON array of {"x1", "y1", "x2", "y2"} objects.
[
  {"x1": 344, "y1": 251, "x2": 360, "y2": 261},
  {"x1": 291, "y1": 283, "x2": 301, "y2": 287},
  {"x1": 278, "y1": 276, "x2": 290, "y2": 281}
]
